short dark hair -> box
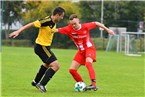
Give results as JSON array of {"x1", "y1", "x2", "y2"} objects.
[
  {"x1": 69, "y1": 14, "x2": 78, "y2": 20},
  {"x1": 53, "y1": 7, "x2": 65, "y2": 16}
]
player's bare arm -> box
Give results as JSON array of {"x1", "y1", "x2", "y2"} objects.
[
  {"x1": 95, "y1": 22, "x2": 115, "y2": 35},
  {"x1": 9, "y1": 22, "x2": 34, "y2": 38},
  {"x1": 55, "y1": 29, "x2": 59, "y2": 32}
]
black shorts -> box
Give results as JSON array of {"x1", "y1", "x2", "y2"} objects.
[{"x1": 34, "y1": 43, "x2": 57, "y2": 65}]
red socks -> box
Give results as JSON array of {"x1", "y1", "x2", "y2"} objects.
[
  {"x1": 69, "y1": 62, "x2": 96, "y2": 86},
  {"x1": 85, "y1": 62, "x2": 96, "y2": 86},
  {"x1": 69, "y1": 69, "x2": 83, "y2": 82}
]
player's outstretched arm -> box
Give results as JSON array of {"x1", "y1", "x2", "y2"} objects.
[
  {"x1": 55, "y1": 29, "x2": 59, "y2": 32},
  {"x1": 9, "y1": 22, "x2": 34, "y2": 38},
  {"x1": 95, "y1": 22, "x2": 115, "y2": 35}
]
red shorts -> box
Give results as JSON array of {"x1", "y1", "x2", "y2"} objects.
[{"x1": 74, "y1": 47, "x2": 96, "y2": 65}]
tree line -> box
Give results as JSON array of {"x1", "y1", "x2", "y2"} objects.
[{"x1": 1, "y1": 1, "x2": 145, "y2": 48}]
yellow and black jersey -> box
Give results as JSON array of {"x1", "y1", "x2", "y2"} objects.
[{"x1": 33, "y1": 16, "x2": 56, "y2": 46}]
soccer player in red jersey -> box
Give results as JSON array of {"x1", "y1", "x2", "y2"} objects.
[{"x1": 56, "y1": 14, "x2": 115, "y2": 91}]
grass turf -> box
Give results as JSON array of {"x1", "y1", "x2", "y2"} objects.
[{"x1": 1, "y1": 46, "x2": 144, "y2": 97}]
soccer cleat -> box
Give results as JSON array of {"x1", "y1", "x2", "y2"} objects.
[
  {"x1": 31, "y1": 80, "x2": 37, "y2": 86},
  {"x1": 86, "y1": 85, "x2": 98, "y2": 91},
  {"x1": 36, "y1": 83, "x2": 47, "y2": 93}
]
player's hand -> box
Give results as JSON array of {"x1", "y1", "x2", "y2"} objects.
[
  {"x1": 9, "y1": 31, "x2": 20, "y2": 38},
  {"x1": 108, "y1": 29, "x2": 115, "y2": 35}
]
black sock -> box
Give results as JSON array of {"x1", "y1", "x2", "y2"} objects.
[
  {"x1": 34, "y1": 65, "x2": 47, "y2": 83},
  {"x1": 40, "y1": 68, "x2": 55, "y2": 86}
]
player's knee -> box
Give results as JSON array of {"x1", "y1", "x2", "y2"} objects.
[
  {"x1": 50, "y1": 61, "x2": 60, "y2": 71},
  {"x1": 55, "y1": 63, "x2": 60, "y2": 70},
  {"x1": 54, "y1": 63, "x2": 60, "y2": 71},
  {"x1": 85, "y1": 62, "x2": 92, "y2": 67}
]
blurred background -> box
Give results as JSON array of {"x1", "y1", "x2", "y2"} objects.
[{"x1": 1, "y1": 0, "x2": 145, "y2": 51}]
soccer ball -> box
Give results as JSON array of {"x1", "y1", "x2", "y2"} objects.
[{"x1": 74, "y1": 82, "x2": 86, "y2": 92}]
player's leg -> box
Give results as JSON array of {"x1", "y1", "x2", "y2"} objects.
[
  {"x1": 69, "y1": 60, "x2": 83, "y2": 82},
  {"x1": 33, "y1": 44, "x2": 59, "y2": 92},
  {"x1": 36, "y1": 61, "x2": 60, "y2": 93},
  {"x1": 69, "y1": 51, "x2": 85, "y2": 82},
  {"x1": 32, "y1": 44, "x2": 48, "y2": 86},
  {"x1": 40, "y1": 61, "x2": 60, "y2": 86},
  {"x1": 86, "y1": 57, "x2": 96, "y2": 86},
  {"x1": 85, "y1": 47, "x2": 98, "y2": 91},
  {"x1": 31, "y1": 64, "x2": 48, "y2": 86},
  {"x1": 85, "y1": 57, "x2": 98, "y2": 91}
]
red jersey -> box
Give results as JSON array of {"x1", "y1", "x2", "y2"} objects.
[{"x1": 58, "y1": 22, "x2": 96, "y2": 51}]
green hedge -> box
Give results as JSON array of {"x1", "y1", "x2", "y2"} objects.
[
  {"x1": 2, "y1": 39, "x2": 32, "y2": 47},
  {"x1": 92, "y1": 38, "x2": 108, "y2": 50},
  {"x1": 2, "y1": 38, "x2": 144, "y2": 52},
  {"x1": 2, "y1": 38, "x2": 109, "y2": 50}
]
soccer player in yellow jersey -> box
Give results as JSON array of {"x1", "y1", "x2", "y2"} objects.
[{"x1": 9, "y1": 7, "x2": 65, "y2": 93}]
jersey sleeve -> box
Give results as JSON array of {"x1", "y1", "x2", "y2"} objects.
[
  {"x1": 33, "y1": 16, "x2": 51, "y2": 28},
  {"x1": 33, "y1": 20, "x2": 41, "y2": 28},
  {"x1": 57, "y1": 26, "x2": 69, "y2": 34},
  {"x1": 85, "y1": 22, "x2": 96, "y2": 30}
]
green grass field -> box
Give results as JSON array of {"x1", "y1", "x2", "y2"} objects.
[{"x1": 1, "y1": 46, "x2": 144, "y2": 97}]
